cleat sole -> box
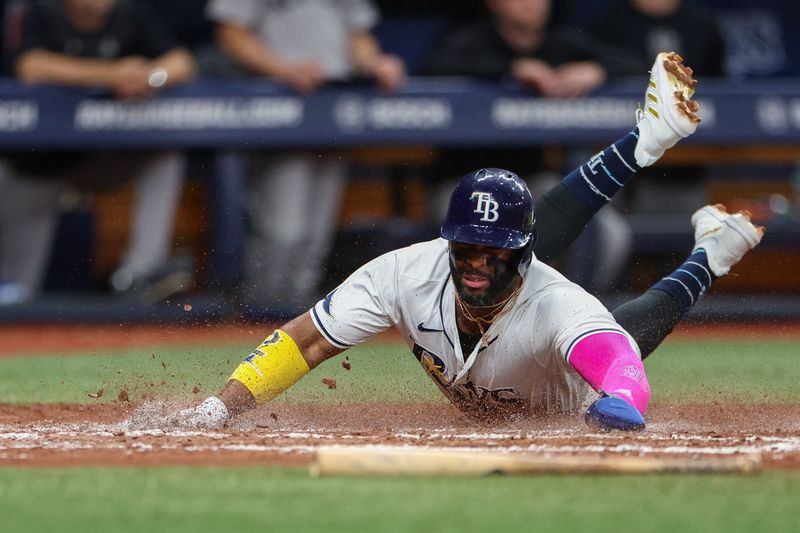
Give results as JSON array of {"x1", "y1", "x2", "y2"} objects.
[
  {"x1": 660, "y1": 52, "x2": 700, "y2": 124},
  {"x1": 725, "y1": 213, "x2": 765, "y2": 247}
]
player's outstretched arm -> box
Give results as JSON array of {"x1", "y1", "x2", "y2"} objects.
[
  {"x1": 173, "y1": 313, "x2": 344, "y2": 429},
  {"x1": 567, "y1": 331, "x2": 650, "y2": 431}
]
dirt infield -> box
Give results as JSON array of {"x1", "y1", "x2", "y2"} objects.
[
  {"x1": 1, "y1": 401, "x2": 799, "y2": 470},
  {"x1": 1, "y1": 323, "x2": 798, "y2": 472}
]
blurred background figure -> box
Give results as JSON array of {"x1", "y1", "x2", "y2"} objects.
[
  {"x1": 205, "y1": 0, "x2": 406, "y2": 314},
  {"x1": 0, "y1": 0, "x2": 196, "y2": 305},
  {"x1": 423, "y1": 0, "x2": 640, "y2": 95},
  {"x1": 588, "y1": 0, "x2": 725, "y2": 77},
  {"x1": 422, "y1": 0, "x2": 639, "y2": 293}
]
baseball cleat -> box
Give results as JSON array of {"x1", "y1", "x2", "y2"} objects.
[
  {"x1": 634, "y1": 51, "x2": 701, "y2": 167},
  {"x1": 691, "y1": 204, "x2": 765, "y2": 277}
]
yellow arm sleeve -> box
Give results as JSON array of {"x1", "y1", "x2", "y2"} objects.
[{"x1": 230, "y1": 329, "x2": 310, "y2": 405}]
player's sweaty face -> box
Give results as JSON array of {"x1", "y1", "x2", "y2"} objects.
[{"x1": 449, "y1": 242, "x2": 518, "y2": 306}]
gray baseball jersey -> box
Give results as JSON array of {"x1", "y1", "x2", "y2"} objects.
[
  {"x1": 311, "y1": 238, "x2": 640, "y2": 416},
  {"x1": 206, "y1": 0, "x2": 379, "y2": 79}
]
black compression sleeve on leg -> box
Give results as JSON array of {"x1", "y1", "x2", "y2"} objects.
[
  {"x1": 533, "y1": 183, "x2": 595, "y2": 264},
  {"x1": 611, "y1": 289, "x2": 684, "y2": 359}
]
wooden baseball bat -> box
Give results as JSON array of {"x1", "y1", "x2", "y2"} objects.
[{"x1": 311, "y1": 446, "x2": 762, "y2": 476}]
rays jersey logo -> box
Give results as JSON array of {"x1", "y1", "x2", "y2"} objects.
[
  {"x1": 411, "y1": 343, "x2": 450, "y2": 390},
  {"x1": 411, "y1": 342, "x2": 522, "y2": 412},
  {"x1": 470, "y1": 192, "x2": 499, "y2": 222},
  {"x1": 452, "y1": 382, "x2": 522, "y2": 406}
]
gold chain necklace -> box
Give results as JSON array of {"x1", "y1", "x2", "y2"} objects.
[{"x1": 456, "y1": 283, "x2": 522, "y2": 339}]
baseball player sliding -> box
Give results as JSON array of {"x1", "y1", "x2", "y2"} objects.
[{"x1": 174, "y1": 52, "x2": 763, "y2": 430}]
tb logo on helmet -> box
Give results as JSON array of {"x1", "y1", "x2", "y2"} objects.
[{"x1": 470, "y1": 192, "x2": 499, "y2": 222}]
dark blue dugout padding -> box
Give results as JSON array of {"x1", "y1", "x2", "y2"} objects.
[
  {"x1": 3, "y1": 78, "x2": 800, "y2": 150},
  {"x1": 0, "y1": 292, "x2": 232, "y2": 323},
  {"x1": 42, "y1": 209, "x2": 94, "y2": 293}
]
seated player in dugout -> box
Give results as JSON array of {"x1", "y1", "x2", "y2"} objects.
[{"x1": 173, "y1": 53, "x2": 764, "y2": 431}]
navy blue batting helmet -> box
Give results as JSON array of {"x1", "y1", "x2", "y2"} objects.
[{"x1": 440, "y1": 168, "x2": 536, "y2": 249}]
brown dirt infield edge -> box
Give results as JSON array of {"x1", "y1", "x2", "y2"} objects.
[
  {"x1": 1, "y1": 322, "x2": 800, "y2": 358},
  {"x1": 1, "y1": 401, "x2": 799, "y2": 471}
]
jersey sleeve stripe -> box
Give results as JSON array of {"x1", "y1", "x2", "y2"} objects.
[
  {"x1": 310, "y1": 306, "x2": 353, "y2": 350},
  {"x1": 564, "y1": 328, "x2": 629, "y2": 363}
]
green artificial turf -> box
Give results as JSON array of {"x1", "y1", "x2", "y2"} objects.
[
  {"x1": 0, "y1": 337, "x2": 798, "y2": 533},
  {"x1": 0, "y1": 341, "x2": 443, "y2": 404},
  {"x1": 0, "y1": 467, "x2": 798, "y2": 533},
  {"x1": 644, "y1": 339, "x2": 800, "y2": 403},
  {"x1": 0, "y1": 338, "x2": 797, "y2": 404}
]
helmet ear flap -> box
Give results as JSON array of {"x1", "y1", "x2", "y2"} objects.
[{"x1": 512, "y1": 229, "x2": 537, "y2": 276}]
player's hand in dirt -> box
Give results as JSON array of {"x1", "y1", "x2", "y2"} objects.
[
  {"x1": 169, "y1": 396, "x2": 230, "y2": 430},
  {"x1": 585, "y1": 395, "x2": 645, "y2": 431}
]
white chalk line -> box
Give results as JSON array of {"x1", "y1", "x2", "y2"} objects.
[{"x1": 1, "y1": 422, "x2": 799, "y2": 459}]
